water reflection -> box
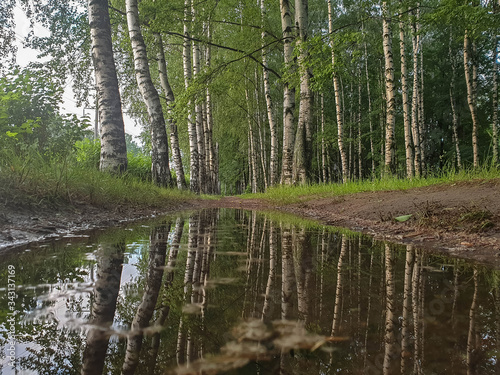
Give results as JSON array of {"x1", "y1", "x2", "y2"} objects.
[{"x1": 0, "y1": 208, "x2": 499, "y2": 374}]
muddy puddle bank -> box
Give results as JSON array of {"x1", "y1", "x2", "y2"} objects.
[{"x1": 1, "y1": 208, "x2": 499, "y2": 374}]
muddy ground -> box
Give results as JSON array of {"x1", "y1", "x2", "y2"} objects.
[{"x1": 1, "y1": 179, "x2": 500, "y2": 268}]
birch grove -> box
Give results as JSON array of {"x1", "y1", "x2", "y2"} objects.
[{"x1": 54, "y1": 0, "x2": 496, "y2": 191}]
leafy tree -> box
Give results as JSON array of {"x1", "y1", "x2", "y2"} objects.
[{"x1": 0, "y1": 65, "x2": 90, "y2": 156}]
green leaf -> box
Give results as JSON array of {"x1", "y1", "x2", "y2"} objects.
[
  {"x1": 395, "y1": 214, "x2": 412, "y2": 222},
  {"x1": 5, "y1": 131, "x2": 17, "y2": 137}
]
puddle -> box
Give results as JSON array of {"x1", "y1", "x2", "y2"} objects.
[{"x1": 0, "y1": 208, "x2": 499, "y2": 374}]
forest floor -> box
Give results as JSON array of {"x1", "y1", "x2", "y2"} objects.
[{"x1": 1, "y1": 178, "x2": 499, "y2": 268}]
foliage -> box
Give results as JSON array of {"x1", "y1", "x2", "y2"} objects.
[{"x1": 0, "y1": 66, "x2": 91, "y2": 157}]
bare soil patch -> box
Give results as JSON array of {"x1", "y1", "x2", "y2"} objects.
[{"x1": 1, "y1": 179, "x2": 500, "y2": 267}]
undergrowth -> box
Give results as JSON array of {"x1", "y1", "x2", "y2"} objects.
[
  {"x1": 242, "y1": 167, "x2": 500, "y2": 205},
  {"x1": 0, "y1": 150, "x2": 196, "y2": 210}
]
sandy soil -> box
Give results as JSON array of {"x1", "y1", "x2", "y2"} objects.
[{"x1": 1, "y1": 179, "x2": 500, "y2": 267}]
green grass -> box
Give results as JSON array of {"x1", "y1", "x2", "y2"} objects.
[
  {"x1": 0, "y1": 152, "x2": 198, "y2": 210},
  {"x1": 241, "y1": 167, "x2": 500, "y2": 205}
]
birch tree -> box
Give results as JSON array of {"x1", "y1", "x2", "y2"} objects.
[
  {"x1": 88, "y1": 0, "x2": 127, "y2": 173},
  {"x1": 382, "y1": 1, "x2": 396, "y2": 175},
  {"x1": 293, "y1": 0, "x2": 313, "y2": 185},
  {"x1": 183, "y1": 0, "x2": 199, "y2": 193},
  {"x1": 399, "y1": 2, "x2": 414, "y2": 178},
  {"x1": 126, "y1": 0, "x2": 172, "y2": 186},
  {"x1": 493, "y1": 0, "x2": 499, "y2": 167},
  {"x1": 192, "y1": 2, "x2": 207, "y2": 193},
  {"x1": 464, "y1": 29, "x2": 479, "y2": 169},
  {"x1": 261, "y1": 0, "x2": 279, "y2": 187},
  {"x1": 328, "y1": 0, "x2": 349, "y2": 183},
  {"x1": 154, "y1": 32, "x2": 187, "y2": 189},
  {"x1": 280, "y1": 0, "x2": 296, "y2": 185},
  {"x1": 449, "y1": 28, "x2": 462, "y2": 169},
  {"x1": 411, "y1": 8, "x2": 422, "y2": 176}
]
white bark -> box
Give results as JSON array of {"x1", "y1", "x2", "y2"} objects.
[
  {"x1": 261, "y1": 0, "x2": 279, "y2": 187},
  {"x1": 382, "y1": 1, "x2": 396, "y2": 175},
  {"x1": 126, "y1": 0, "x2": 171, "y2": 186},
  {"x1": 183, "y1": 0, "x2": 199, "y2": 193},
  {"x1": 363, "y1": 23, "x2": 375, "y2": 176},
  {"x1": 154, "y1": 33, "x2": 187, "y2": 189},
  {"x1": 88, "y1": 0, "x2": 127, "y2": 173},
  {"x1": 280, "y1": 0, "x2": 296, "y2": 185},
  {"x1": 411, "y1": 11, "x2": 421, "y2": 177},
  {"x1": 328, "y1": 0, "x2": 349, "y2": 183},
  {"x1": 399, "y1": 3, "x2": 414, "y2": 178},
  {"x1": 449, "y1": 28, "x2": 462, "y2": 170},
  {"x1": 192, "y1": 2, "x2": 207, "y2": 193},
  {"x1": 464, "y1": 31, "x2": 480, "y2": 169},
  {"x1": 293, "y1": 0, "x2": 312, "y2": 185}
]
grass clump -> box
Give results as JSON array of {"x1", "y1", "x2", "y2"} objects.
[{"x1": 0, "y1": 148, "x2": 197, "y2": 211}]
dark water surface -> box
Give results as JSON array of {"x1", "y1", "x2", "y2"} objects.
[{"x1": 0, "y1": 209, "x2": 499, "y2": 374}]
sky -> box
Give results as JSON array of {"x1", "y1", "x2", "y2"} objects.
[{"x1": 12, "y1": 2, "x2": 143, "y2": 139}]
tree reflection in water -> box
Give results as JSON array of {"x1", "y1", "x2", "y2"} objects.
[{"x1": 1, "y1": 208, "x2": 499, "y2": 375}]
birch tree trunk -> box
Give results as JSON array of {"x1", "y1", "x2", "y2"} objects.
[
  {"x1": 126, "y1": 0, "x2": 172, "y2": 187},
  {"x1": 328, "y1": 0, "x2": 349, "y2": 182},
  {"x1": 493, "y1": 1, "x2": 499, "y2": 167},
  {"x1": 379, "y1": 66, "x2": 386, "y2": 178},
  {"x1": 467, "y1": 267, "x2": 479, "y2": 375},
  {"x1": 121, "y1": 223, "x2": 169, "y2": 375},
  {"x1": 321, "y1": 94, "x2": 328, "y2": 182},
  {"x1": 331, "y1": 236, "x2": 347, "y2": 337},
  {"x1": 382, "y1": 1, "x2": 396, "y2": 175},
  {"x1": 383, "y1": 244, "x2": 398, "y2": 374},
  {"x1": 411, "y1": 12, "x2": 422, "y2": 177},
  {"x1": 363, "y1": 23, "x2": 375, "y2": 176},
  {"x1": 192, "y1": 3, "x2": 207, "y2": 193},
  {"x1": 81, "y1": 242, "x2": 124, "y2": 375},
  {"x1": 400, "y1": 245, "x2": 414, "y2": 373},
  {"x1": 294, "y1": 228, "x2": 313, "y2": 325},
  {"x1": 449, "y1": 29, "x2": 462, "y2": 170},
  {"x1": 357, "y1": 69, "x2": 363, "y2": 179},
  {"x1": 280, "y1": 0, "x2": 296, "y2": 185},
  {"x1": 183, "y1": 0, "x2": 199, "y2": 193},
  {"x1": 88, "y1": 0, "x2": 127, "y2": 173},
  {"x1": 281, "y1": 223, "x2": 295, "y2": 319},
  {"x1": 262, "y1": 222, "x2": 277, "y2": 320},
  {"x1": 399, "y1": 3, "x2": 414, "y2": 178},
  {"x1": 204, "y1": 25, "x2": 218, "y2": 193},
  {"x1": 493, "y1": 40, "x2": 499, "y2": 167},
  {"x1": 246, "y1": 89, "x2": 258, "y2": 193},
  {"x1": 418, "y1": 10, "x2": 426, "y2": 174},
  {"x1": 293, "y1": 0, "x2": 312, "y2": 185},
  {"x1": 464, "y1": 30, "x2": 480, "y2": 169},
  {"x1": 154, "y1": 33, "x2": 187, "y2": 189},
  {"x1": 261, "y1": 0, "x2": 279, "y2": 187}
]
